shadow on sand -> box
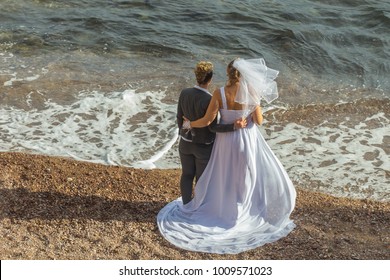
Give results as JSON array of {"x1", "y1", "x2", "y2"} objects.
[{"x1": 0, "y1": 188, "x2": 166, "y2": 222}]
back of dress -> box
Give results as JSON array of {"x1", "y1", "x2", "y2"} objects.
[{"x1": 219, "y1": 87, "x2": 253, "y2": 124}]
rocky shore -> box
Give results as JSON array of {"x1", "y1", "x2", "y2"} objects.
[{"x1": 0, "y1": 152, "x2": 389, "y2": 260}]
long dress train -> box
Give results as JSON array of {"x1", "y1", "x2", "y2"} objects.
[{"x1": 157, "y1": 87, "x2": 296, "y2": 254}]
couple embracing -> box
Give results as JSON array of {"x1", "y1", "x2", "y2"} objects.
[{"x1": 157, "y1": 58, "x2": 296, "y2": 254}]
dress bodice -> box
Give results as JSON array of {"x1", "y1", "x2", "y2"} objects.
[{"x1": 219, "y1": 87, "x2": 252, "y2": 124}]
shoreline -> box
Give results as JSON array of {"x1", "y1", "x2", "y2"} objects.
[{"x1": 0, "y1": 151, "x2": 389, "y2": 260}]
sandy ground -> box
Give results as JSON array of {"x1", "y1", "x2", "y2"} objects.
[{"x1": 0, "y1": 152, "x2": 389, "y2": 260}]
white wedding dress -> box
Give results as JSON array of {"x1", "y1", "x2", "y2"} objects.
[{"x1": 157, "y1": 87, "x2": 296, "y2": 254}]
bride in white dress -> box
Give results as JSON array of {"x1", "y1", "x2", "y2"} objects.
[{"x1": 157, "y1": 58, "x2": 296, "y2": 254}]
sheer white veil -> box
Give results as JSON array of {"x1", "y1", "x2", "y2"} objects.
[{"x1": 233, "y1": 58, "x2": 279, "y2": 106}]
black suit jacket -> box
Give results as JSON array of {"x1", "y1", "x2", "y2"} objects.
[{"x1": 177, "y1": 87, "x2": 234, "y2": 144}]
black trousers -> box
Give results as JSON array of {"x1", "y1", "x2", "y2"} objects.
[{"x1": 179, "y1": 139, "x2": 213, "y2": 205}]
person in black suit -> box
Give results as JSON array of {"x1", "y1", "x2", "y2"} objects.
[{"x1": 177, "y1": 61, "x2": 246, "y2": 204}]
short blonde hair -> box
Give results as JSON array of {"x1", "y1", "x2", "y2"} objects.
[{"x1": 194, "y1": 61, "x2": 213, "y2": 84}]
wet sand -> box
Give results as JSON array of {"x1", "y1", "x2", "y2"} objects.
[{"x1": 0, "y1": 151, "x2": 389, "y2": 260}]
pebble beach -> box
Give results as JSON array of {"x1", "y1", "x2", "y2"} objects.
[{"x1": 0, "y1": 152, "x2": 388, "y2": 260}]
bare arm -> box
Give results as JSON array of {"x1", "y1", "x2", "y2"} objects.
[
  {"x1": 190, "y1": 91, "x2": 220, "y2": 128},
  {"x1": 252, "y1": 105, "x2": 263, "y2": 125}
]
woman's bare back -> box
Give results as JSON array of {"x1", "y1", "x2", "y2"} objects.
[{"x1": 216, "y1": 84, "x2": 246, "y2": 110}]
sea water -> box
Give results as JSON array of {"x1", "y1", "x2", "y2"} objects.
[{"x1": 0, "y1": 0, "x2": 389, "y2": 201}]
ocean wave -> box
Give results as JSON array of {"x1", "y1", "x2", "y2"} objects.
[{"x1": 0, "y1": 88, "x2": 178, "y2": 168}]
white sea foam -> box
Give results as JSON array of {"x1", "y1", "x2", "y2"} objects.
[
  {"x1": 0, "y1": 88, "x2": 178, "y2": 168},
  {"x1": 262, "y1": 113, "x2": 390, "y2": 202}
]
